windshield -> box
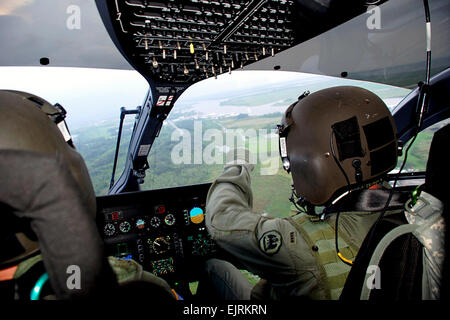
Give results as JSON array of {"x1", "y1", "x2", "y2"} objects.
[
  {"x1": 0, "y1": 66, "x2": 149, "y2": 193},
  {"x1": 140, "y1": 71, "x2": 411, "y2": 217},
  {"x1": 0, "y1": 67, "x2": 412, "y2": 210},
  {"x1": 3, "y1": 0, "x2": 434, "y2": 218}
]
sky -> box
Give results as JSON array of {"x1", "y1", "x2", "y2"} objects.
[
  {"x1": 0, "y1": 66, "x2": 321, "y2": 129},
  {"x1": 0, "y1": 67, "x2": 148, "y2": 129}
]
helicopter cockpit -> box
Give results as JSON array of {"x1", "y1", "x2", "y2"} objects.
[
  {"x1": 93, "y1": 0, "x2": 450, "y2": 296},
  {"x1": 0, "y1": 0, "x2": 449, "y2": 304}
]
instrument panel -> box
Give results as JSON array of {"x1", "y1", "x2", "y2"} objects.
[{"x1": 96, "y1": 183, "x2": 217, "y2": 282}]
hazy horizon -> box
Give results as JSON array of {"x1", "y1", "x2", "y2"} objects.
[{"x1": 0, "y1": 67, "x2": 410, "y2": 129}]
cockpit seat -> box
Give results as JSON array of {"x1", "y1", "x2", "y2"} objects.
[{"x1": 340, "y1": 123, "x2": 449, "y2": 300}]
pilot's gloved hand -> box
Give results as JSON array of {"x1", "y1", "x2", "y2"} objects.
[
  {"x1": 225, "y1": 148, "x2": 255, "y2": 172},
  {"x1": 108, "y1": 256, "x2": 178, "y2": 300}
]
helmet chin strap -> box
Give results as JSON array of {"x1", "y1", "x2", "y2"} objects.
[
  {"x1": 289, "y1": 185, "x2": 316, "y2": 216},
  {"x1": 289, "y1": 182, "x2": 356, "y2": 217}
]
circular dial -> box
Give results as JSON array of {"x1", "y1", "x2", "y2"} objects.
[
  {"x1": 151, "y1": 236, "x2": 171, "y2": 255},
  {"x1": 104, "y1": 223, "x2": 115, "y2": 236},
  {"x1": 164, "y1": 213, "x2": 176, "y2": 226},
  {"x1": 135, "y1": 218, "x2": 146, "y2": 230},
  {"x1": 119, "y1": 221, "x2": 131, "y2": 233},
  {"x1": 150, "y1": 216, "x2": 161, "y2": 228}
]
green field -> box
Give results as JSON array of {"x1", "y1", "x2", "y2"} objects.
[
  {"x1": 396, "y1": 130, "x2": 433, "y2": 172},
  {"x1": 73, "y1": 119, "x2": 135, "y2": 195},
  {"x1": 219, "y1": 78, "x2": 410, "y2": 108},
  {"x1": 73, "y1": 114, "x2": 294, "y2": 217},
  {"x1": 221, "y1": 116, "x2": 280, "y2": 130}
]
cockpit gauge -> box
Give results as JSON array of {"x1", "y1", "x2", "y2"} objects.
[
  {"x1": 119, "y1": 221, "x2": 131, "y2": 233},
  {"x1": 151, "y1": 236, "x2": 171, "y2": 255},
  {"x1": 164, "y1": 213, "x2": 176, "y2": 226},
  {"x1": 189, "y1": 207, "x2": 204, "y2": 224},
  {"x1": 104, "y1": 223, "x2": 116, "y2": 237},
  {"x1": 155, "y1": 205, "x2": 166, "y2": 214},
  {"x1": 150, "y1": 216, "x2": 161, "y2": 228},
  {"x1": 135, "y1": 218, "x2": 146, "y2": 230}
]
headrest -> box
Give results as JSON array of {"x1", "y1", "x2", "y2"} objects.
[{"x1": 424, "y1": 123, "x2": 450, "y2": 205}]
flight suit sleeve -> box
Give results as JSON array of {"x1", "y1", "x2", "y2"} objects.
[
  {"x1": 0, "y1": 150, "x2": 118, "y2": 299},
  {"x1": 205, "y1": 163, "x2": 318, "y2": 290}
]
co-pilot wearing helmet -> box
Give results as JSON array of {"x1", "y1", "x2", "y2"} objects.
[
  {"x1": 0, "y1": 90, "x2": 177, "y2": 301},
  {"x1": 203, "y1": 86, "x2": 404, "y2": 300}
]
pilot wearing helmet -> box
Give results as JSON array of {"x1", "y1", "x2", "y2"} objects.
[
  {"x1": 0, "y1": 90, "x2": 177, "y2": 301},
  {"x1": 203, "y1": 86, "x2": 407, "y2": 300}
]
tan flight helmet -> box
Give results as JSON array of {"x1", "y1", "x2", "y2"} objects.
[
  {"x1": 278, "y1": 86, "x2": 398, "y2": 207},
  {"x1": 0, "y1": 90, "x2": 96, "y2": 268}
]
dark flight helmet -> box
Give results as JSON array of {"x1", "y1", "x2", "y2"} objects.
[
  {"x1": 0, "y1": 90, "x2": 96, "y2": 268},
  {"x1": 278, "y1": 86, "x2": 398, "y2": 206}
]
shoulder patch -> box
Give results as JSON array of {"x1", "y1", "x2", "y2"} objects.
[{"x1": 259, "y1": 230, "x2": 282, "y2": 255}]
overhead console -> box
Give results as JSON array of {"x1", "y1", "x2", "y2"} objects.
[
  {"x1": 96, "y1": 183, "x2": 217, "y2": 283},
  {"x1": 96, "y1": 0, "x2": 375, "y2": 85},
  {"x1": 97, "y1": 0, "x2": 296, "y2": 85}
]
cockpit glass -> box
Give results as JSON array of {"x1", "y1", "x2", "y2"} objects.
[
  {"x1": 140, "y1": 71, "x2": 411, "y2": 217},
  {"x1": 0, "y1": 67, "x2": 411, "y2": 217},
  {"x1": 0, "y1": 66, "x2": 149, "y2": 194}
]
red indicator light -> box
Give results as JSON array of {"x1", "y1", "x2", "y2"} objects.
[
  {"x1": 111, "y1": 212, "x2": 120, "y2": 220},
  {"x1": 156, "y1": 206, "x2": 165, "y2": 214}
]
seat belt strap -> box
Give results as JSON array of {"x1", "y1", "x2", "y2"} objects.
[{"x1": 360, "y1": 224, "x2": 418, "y2": 300}]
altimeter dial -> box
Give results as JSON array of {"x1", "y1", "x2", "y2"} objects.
[
  {"x1": 119, "y1": 221, "x2": 131, "y2": 233},
  {"x1": 164, "y1": 213, "x2": 176, "y2": 226},
  {"x1": 151, "y1": 236, "x2": 171, "y2": 255},
  {"x1": 150, "y1": 216, "x2": 161, "y2": 228},
  {"x1": 104, "y1": 223, "x2": 115, "y2": 236}
]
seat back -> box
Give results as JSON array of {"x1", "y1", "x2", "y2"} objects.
[
  {"x1": 340, "y1": 123, "x2": 450, "y2": 300},
  {"x1": 424, "y1": 123, "x2": 450, "y2": 299}
]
